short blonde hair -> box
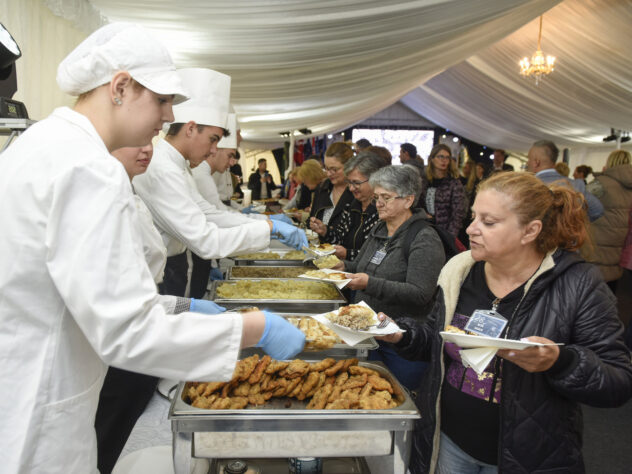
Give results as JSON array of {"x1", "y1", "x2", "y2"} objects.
[
  {"x1": 297, "y1": 159, "x2": 326, "y2": 184},
  {"x1": 606, "y1": 150, "x2": 631, "y2": 169},
  {"x1": 555, "y1": 162, "x2": 570, "y2": 177}
]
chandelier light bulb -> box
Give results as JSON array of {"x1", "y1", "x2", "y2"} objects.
[{"x1": 518, "y1": 15, "x2": 555, "y2": 85}]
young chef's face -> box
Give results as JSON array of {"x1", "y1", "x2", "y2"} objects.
[
  {"x1": 189, "y1": 125, "x2": 224, "y2": 168},
  {"x1": 112, "y1": 144, "x2": 153, "y2": 180},
  {"x1": 212, "y1": 148, "x2": 236, "y2": 173},
  {"x1": 119, "y1": 86, "x2": 174, "y2": 147},
  {"x1": 467, "y1": 189, "x2": 537, "y2": 262}
]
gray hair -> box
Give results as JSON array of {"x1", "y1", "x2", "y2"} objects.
[
  {"x1": 369, "y1": 165, "x2": 422, "y2": 204},
  {"x1": 532, "y1": 140, "x2": 559, "y2": 163},
  {"x1": 343, "y1": 151, "x2": 386, "y2": 178}
]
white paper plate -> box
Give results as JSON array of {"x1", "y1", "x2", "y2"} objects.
[
  {"x1": 297, "y1": 268, "x2": 351, "y2": 289},
  {"x1": 303, "y1": 245, "x2": 336, "y2": 257},
  {"x1": 440, "y1": 332, "x2": 564, "y2": 350},
  {"x1": 309, "y1": 301, "x2": 404, "y2": 346},
  {"x1": 112, "y1": 446, "x2": 208, "y2": 474}
]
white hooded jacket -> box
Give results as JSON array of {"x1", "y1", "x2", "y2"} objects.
[{"x1": 0, "y1": 107, "x2": 244, "y2": 473}]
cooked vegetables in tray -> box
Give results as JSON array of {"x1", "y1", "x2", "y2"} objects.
[
  {"x1": 215, "y1": 280, "x2": 340, "y2": 300},
  {"x1": 234, "y1": 250, "x2": 306, "y2": 260},
  {"x1": 229, "y1": 266, "x2": 314, "y2": 279}
]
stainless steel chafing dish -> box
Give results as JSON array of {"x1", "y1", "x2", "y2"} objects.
[
  {"x1": 225, "y1": 265, "x2": 315, "y2": 280},
  {"x1": 209, "y1": 279, "x2": 346, "y2": 313},
  {"x1": 230, "y1": 248, "x2": 314, "y2": 267},
  {"x1": 169, "y1": 361, "x2": 420, "y2": 474}
]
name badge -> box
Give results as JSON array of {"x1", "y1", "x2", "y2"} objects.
[
  {"x1": 369, "y1": 248, "x2": 387, "y2": 265},
  {"x1": 465, "y1": 310, "x2": 507, "y2": 338}
]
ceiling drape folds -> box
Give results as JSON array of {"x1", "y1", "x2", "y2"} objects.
[
  {"x1": 46, "y1": 0, "x2": 560, "y2": 144},
  {"x1": 401, "y1": 0, "x2": 632, "y2": 149}
]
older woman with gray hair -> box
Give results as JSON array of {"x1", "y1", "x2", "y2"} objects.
[
  {"x1": 311, "y1": 152, "x2": 386, "y2": 260},
  {"x1": 335, "y1": 164, "x2": 446, "y2": 390}
]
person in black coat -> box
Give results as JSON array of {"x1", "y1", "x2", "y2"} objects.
[
  {"x1": 309, "y1": 142, "x2": 355, "y2": 242},
  {"x1": 377, "y1": 172, "x2": 632, "y2": 473},
  {"x1": 247, "y1": 158, "x2": 276, "y2": 200}
]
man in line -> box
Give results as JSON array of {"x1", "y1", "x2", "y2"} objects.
[
  {"x1": 134, "y1": 68, "x2": 306, "y2": 297},
  {"x1": 492, "y1": 149, "x2": 515, "y2": 173},
  {"x1": 248, "y1": 158, "x2": 276, "y2": 200},
  {"x1": 400, "y1": 142, "x2": 425, "y2": 174},
  {"x1": 527, "y1": 140, "x2": 604, "y2": 221}
]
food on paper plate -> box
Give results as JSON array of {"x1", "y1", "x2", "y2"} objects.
[
  {"x1": 287, "y1": 317, "x2": 341, "y2": 349},
  {"x1": 185, "y1": 355, "x2": 404, "y2": 410},
  {"x1": 444, "y1": 324, "x2": 476, "y2": 336},
  {"x1": 215, "y1": 279, "x2": 340, "y2": 300},
  {"x1": 309, "y1": 243, "x2": 335, "y2": 252},
  {"x1": 303, "y1": 270, "x2": 347, "y2": 281},
  {"x1": 313, "y1": 254, "x2": 341, "y2": 269},
  {"x1": 326, "y1": 304, "x2": 376, "y2": 330}
]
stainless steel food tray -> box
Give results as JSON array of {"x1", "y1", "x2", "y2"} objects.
[
  {"x1": 225, "y1": 265, "x2": 315, "y2": 280},
  {"x1": 209, "y1": 279, "x2": 346, "y2": 313},
  {"x1": 231, "y1": 248, "x2": 314, "y2": 267},
  {"x1": 169, "y1": 361, "x2": 420, "y2": 474}
]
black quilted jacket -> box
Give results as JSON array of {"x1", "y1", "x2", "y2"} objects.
[{"x1": 394, "y1": 249, "x2": 632, "y2": 473}]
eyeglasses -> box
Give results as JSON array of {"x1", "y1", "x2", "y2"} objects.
[
  {"x1": 345, "y1": 178, "x2": 369, "y2": 188},
  {"x1": 372, "y1": 194, "x2": 405, "y2": 204},
  {"x1": 325, "y1": 166, "x2": 343, "y2": 174}
]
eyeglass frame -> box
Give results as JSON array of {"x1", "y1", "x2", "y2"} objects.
[
  {"x1": 372, "y1": 193, "x2": 409, "y2": 205},
  {"x1": 345, "y1": 178, "x2": 370, "y2": 188}
]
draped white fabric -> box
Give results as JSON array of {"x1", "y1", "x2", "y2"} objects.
[
  {"x1": 401, "y1": 0, "x2": 632, "y2": 150},
  {"x1": 43, "y1": 0, "x2": 559, "y2": 145}
]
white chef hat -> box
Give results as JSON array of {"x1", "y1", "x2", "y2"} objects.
[
  {"x1": 57, "y1": 23, "x2": 188, "y2": 104},
  {"x1": 218, "y1": 110, "x2": 238, "y2": 149},
  {"x1": 169, "y1": 68, "x2": 231, "y2": 129}
]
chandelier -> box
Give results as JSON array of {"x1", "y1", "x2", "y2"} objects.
[{"x1": 519, "y1": 15, "x2": 555, "y2": 85}]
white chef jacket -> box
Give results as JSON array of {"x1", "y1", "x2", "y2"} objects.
[
  {"x1": 133, "y1": 140, "x2": 270, "y2": 256},
  {"x1": 192, "y1": 161, "x2": 268, "y2": 223},
  {"x1": 213, "y1": 168, "x2": 235, "y2": 202},
  {"x1": 0, "y1": 107, "x2": 244, "y2": 474},
  {"x1": 134, "y1": 194, "x2": 167, "y2": 283}
]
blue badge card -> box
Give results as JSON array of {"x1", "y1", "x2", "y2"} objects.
[
  {"x1": 465, "y1": 310, "x2": 507, "y2": 338},
  {"x1": 369, "y1": 248, "x2": 387, "y2": 265}
]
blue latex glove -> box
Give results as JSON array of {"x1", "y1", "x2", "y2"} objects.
[
  {"x1": 190, "y1": 299, "x2": 226, "y2": 314},
  {"x1": 270, "y1": 220, "x2": 309, "y2": 250},
  {"x1": 269, "y1": 213, "x2": 294, "y2": 225},
  {"x1": 256, "y1": 310, "x2": 305, "y2": 359},
  {"x1": 241, "y1": 205, "x2": 257, "y2": 214}
]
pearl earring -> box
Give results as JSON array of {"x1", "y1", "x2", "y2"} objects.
[{"x1": 114, "y1": 98, "x2": 122, "y2": 105}]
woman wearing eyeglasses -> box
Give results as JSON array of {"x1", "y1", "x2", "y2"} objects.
[
  {"x1": 309, "y1": 143, "x2": 355, "y2": 242},
  {"x1": 334, "y1": 165, "x2": 446, "y2": 389},
  {"x1": 421, "y1": 144, "x2": 467, "y2": 237},
  {"x1": 311, "y1": 152, "x2": 385, "y2": 260}
]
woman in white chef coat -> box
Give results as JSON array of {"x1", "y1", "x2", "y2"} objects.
[{"x1": 0, "y1": 23, "x2": 304, "y2": 474}]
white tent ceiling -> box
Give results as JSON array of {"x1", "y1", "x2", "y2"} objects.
[{"x1": 44, "y1": 0, "x2": 630, "y2": 151}]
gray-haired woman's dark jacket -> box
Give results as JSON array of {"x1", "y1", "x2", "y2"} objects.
[{"x1": 344, "y1": 211, "x2": 445, "y2": 320}]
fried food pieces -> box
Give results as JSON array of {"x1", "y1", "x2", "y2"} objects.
[
  {"x1": 287, "y1": 317, "x2": 340, "y2": 350},
  {"x1": 185, "y1": 356, "x2": 403, "y2": 410}
]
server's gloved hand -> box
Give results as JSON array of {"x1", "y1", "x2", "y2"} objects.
[
  {"x1": 269, "y1": 213, "x2": 294, "y2": 225},
  {"x1": 190, "y1": 299, "x2": 226, "y2": 314},
  {"x1": 256, "y1": 310, "x2": 305, "y2": 359},
  {"x1": 241, "y1": 205, "x2": 257, "y2": 214},
  {"x1": 270, "y1": 220, "x2": 309, "y2": 250}
]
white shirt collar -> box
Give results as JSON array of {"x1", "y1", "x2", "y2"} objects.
[
  {"x1": 53, "y1": 107, "x2": 108, "y2": 153},
  {"x1": 156, "y1": 139, "x2": 188, "y2": 171}
]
